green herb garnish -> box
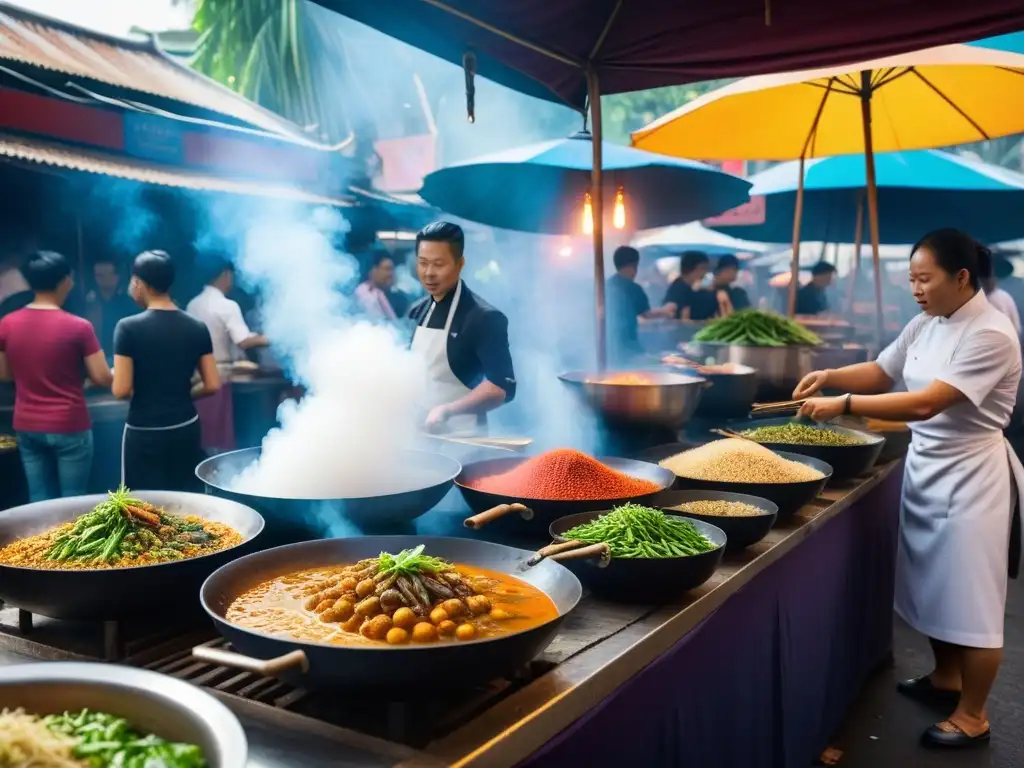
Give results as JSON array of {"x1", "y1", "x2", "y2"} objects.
[
  {"x1": 44, "y1": 708, "x2": 207, "y2": 767},
  {"x1": 377, "y1": 545, "x2": 452, "y2": 577}
]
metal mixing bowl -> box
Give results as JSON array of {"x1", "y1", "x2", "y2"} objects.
[
  {"x1": 0, "y1": 662, "x2": 247, "y2": 768},
  {"x1": 558, "y1": 370, "x2": 707, "y2": 428}
]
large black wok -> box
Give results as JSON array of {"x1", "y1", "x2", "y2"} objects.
[
  {"x1": 727, "y1": 417, "x2": 885, "y2": 480},
  {"x1": 0, "y1": 491, "x2": 264, "y2": 621},
  {"x1": 539, "y1": 511, "x2": 726, "y2": 602},
  {"x1": 194, "y1": 536, "x2": 582, "y2": 690},
  {"x1": 457, "y1": 456, "x2": 675, "y2": 537},
  {"x1": 196, "y1": 446, "x2": 462, "y2": 541}
]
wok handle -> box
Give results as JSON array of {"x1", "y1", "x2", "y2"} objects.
[
  {"x1": 548, "y1": 543, "x2": 612, "y2": 568},
  {"x1": 192, "y1": 645, "x2": 309, "y2": 676},
  {"x1": 526, "y1": 539, "x2": 585, "y2": 566},
  {"x1": 464, "y1": 503, "x2": 533, "y2": 529}
]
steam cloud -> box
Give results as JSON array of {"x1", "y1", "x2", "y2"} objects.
[{"x1": 210, "y1": 202, "x2": 428, "y2": 499}]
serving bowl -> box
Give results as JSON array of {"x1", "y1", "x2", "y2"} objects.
[
  {"x1": 0, "y1": 662, "x2": 247, "y2": 768},
  {"x1": 654, "y1": 489, "x2": 778, "y2": 550}
]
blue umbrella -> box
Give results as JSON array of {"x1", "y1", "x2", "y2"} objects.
[
  {"x1": 709, "y1": 150, "x2": 1024, "y2": 244},
  {"x1": 419, "y1": 131, "x2": 751, "y2": 235}
]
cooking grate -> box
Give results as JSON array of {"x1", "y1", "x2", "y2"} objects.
[{"x1": 148, "y1": 637, "x2": 556, "y2": 747}]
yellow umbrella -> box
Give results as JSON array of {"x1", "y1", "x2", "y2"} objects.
[{"x1": 632, "y1": 43, "x2": 1024, "y2": 343}]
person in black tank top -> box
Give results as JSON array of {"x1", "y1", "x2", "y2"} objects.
[{"x1": 112, "y1": 251, "x2": 220, "y2": 491}]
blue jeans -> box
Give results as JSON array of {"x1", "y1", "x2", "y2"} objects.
[{"x1": 17, "y1": 430, "x2": 94, "y2": 502}]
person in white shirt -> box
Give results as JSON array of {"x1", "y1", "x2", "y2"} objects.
[
  {"x1": 979, "y1": 249, "x2": 1022, "y2": 337},
  {"x1": 186, "y1": 261, "x2": 269, "y2": 365},
  {"x1": 186, "y1": 260, "x2": 268, "y2": 453},
  {"x1": 354, "y1": 252, "x2": 399, "y2": 321}
]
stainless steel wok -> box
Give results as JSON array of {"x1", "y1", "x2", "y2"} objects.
[
  {"x1": 558, "y1": 370, "x2": 707, "y2": 428},
  {"x1": 0, "y1": 662, "x2": 247, "y2": 768}
]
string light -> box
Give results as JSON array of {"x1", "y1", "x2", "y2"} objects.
[
  {"x1": 613, "y1": 186, "x2": 626, "y2": 230},
  {"x1": 582, "y1": 192, "x2": 594, "y2": 235}
]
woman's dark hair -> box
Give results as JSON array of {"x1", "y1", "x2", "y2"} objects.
[
  {"x1": 714, "y1": 254, "x2": 740, "y2": 274},
  {"x1": 132, "y1": 250, "x2": 175, "y2": 294},
  {"x1": 912, "y1": 229, "x2": 986, "y2": 290},
  {"x1": 21, "y1": 250, "x2": 71, "y2": 292},
  {"x1": 416, "y1": 221, "x2": 465, "y2": 260},
  {"x1": 613, "y1": 246, "x2": 641, "y2": 270},
  {"x1": 679, "y1": 250, "x2": 710, "y2": 275}
]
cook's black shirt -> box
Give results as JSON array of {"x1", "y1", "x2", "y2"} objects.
[
  {"x1": 407, "y1": 282, "x2": 516, "y2": 402},
  {"x1": 663, "y1": 279, "x2": 718, "y2": 320},
  {"x1": 114, "y1": 309, "x2": 213, "y2": 428},
  {"x1": 796, "y1": 283, "x2": 829, "y2": 315},
  {"x1": 606, "y1": 273, "x2": 650, "y2": 364}
]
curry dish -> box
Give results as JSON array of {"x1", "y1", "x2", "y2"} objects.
[{"x1": 226, "y1": 546, "x2": 558, "y2": 646}]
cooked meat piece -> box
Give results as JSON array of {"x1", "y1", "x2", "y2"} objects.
[
  {"x1": 440, "y1": 572, "x2": 474, "y2": 598},
  {"x1": 380, "y1": 589, "x2": 404, "y2": 612},
  {"x1": 174, "y1": 530, "x2": 213, "y2": 545},
  {"x1": 409, "y1": 574, "x2": 433, "y2": 606},
  {"x1": 374, "y1": 574, "x2": 398, "y2": 596},
  {"x1": 421, "y1": 575, "x2": 455, "y2": 600},
  {"x1": 396, "y1": 576, "x2": 428, "y2": 614}
]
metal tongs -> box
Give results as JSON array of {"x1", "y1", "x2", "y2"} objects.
[{"x1": 750, "y1": 399, "x2": 807, "y2": 416}]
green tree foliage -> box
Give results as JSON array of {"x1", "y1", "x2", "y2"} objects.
[{"x1": 601, "y1": 81, "x2": 733, "y2": 144}]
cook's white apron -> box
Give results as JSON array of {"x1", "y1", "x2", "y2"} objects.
[
  {"x1": 121, "y1": 415, "x2": 199, "y2": 485},
  {"x1": 411, "y1": 281, "x2": 483, "y2": 437},
  {"x1": 895, "y1": 315, "x2": 1024, "y2": 648}
]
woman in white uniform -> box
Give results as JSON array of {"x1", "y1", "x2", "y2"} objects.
[
  {"x1": 794, "y1": 229, "x2": 1023, "y2": 749},
  {"x1": 407, "y1": 222, "x2": 516, "y2": 435}
]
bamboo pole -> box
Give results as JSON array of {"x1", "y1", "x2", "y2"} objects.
[
  {"x1": 786, "y1": 155, "x2": 805, "y2": 316},
  {"x1": 845, "y1": 192, "x2": 865, "y2": 313},
  {"x1": 587, "y1": 68, "x2": 607, "y2": 371},
  {"x1": 859, "y1": 70, "x2": 885, "y2": 348}
]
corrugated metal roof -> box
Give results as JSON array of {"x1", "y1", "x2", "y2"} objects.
[
  {"x1": 0, "y1": 3, "x2": 315, "y2": 143},
  {"x1": 0, "y1": 131, "x2": 352, "y2": 207}
]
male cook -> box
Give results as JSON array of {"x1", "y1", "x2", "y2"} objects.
[{"x1": 407, "y1": 221, "x2": 516, "y2": 435}]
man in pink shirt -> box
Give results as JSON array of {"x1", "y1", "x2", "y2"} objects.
[
  {"x1": 354, "y1": 252, "x2": 399, "y2": 321},
  {"x1": 0, "y1": 251, "x2": 112, "y2": 501}
]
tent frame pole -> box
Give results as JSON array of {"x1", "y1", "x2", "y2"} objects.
[
  {"x1": 845, "y1": 191, "x2": 865, "y2": 313},
  {"x1": 786, "y1": 156, "x2": 806, "y2": 316},
  {"x1": 860, "y1": 69, "x2": 885, "y2": 349},
  {"x1": 588, "y1": 67, "x2": 607, "y2": 371}
]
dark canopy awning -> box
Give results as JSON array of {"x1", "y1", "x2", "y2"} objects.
[{"x1": 311, "y1": 0, "x2": 1024, "y2": 110}]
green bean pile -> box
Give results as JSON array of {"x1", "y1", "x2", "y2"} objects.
[
  {"x1": 44, "y1": 709, "x2": 206, "y2": 767},
  {"x1": 741, "y1": 423, "x2": 865, "y2": 446},
  {"x1": 562, "y1": 503, "x2": 716, "y2": 559},
  {"x1": 45, "y1": 486, "x2": 207, "y2": 564},
  {"x1": 694, "y1": 309, "x2": 822, "y2": 347}
]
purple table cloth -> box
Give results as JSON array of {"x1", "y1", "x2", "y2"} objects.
[{"x1": 522, "y1": 467, "x2": 902, "y2": 768}]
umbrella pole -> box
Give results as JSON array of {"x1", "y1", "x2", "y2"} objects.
[
  {"x1": 786, "y1": 155, "x2": 806, "y2": 317},
  {"x1": 845, "y1": 192, "x2": 865, "y2": 313},
  {"x1": 587, "y1": 68, "x2": 607, "y2": 371},
  {"x1": 859, "y1": 70, "x2": 884, "y2": 348}
]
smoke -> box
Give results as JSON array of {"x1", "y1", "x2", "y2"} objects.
[{"x1": 195, "y1": 199, "x2": 427, "y2": 499}]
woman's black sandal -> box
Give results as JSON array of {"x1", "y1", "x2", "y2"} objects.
[
  {"x1": 896, "y1": 675, "x2": 961, "y2": 709},
  {"x1": 921, "y1": 719, "x2": 991, "y2": 749}
]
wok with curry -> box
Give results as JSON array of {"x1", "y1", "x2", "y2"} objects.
[{"x1": 225, "y1": 545, "x2": 558, "y2": 647}]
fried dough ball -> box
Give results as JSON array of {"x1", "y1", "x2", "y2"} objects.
[
  {"x1": 362, "y1": 614, "x2": 393, "y2": 640},
  {"x1": 314, "y1": 599, "x2": 334, "y2": 614},
  {"x1": 386, "y1": 627, "x2": 409, "y2": 645},
  {"x1": 356, "y1": 579, "x2": 376, "y2": 599},
  {"x1": 392, "y1": 607, "x2": 417, "y2": 630},
  {"x1": 441, "y1": 599, "x2": 466, "y2": 618},
  {"x1": 466, "y1": 595, "x2": 491, "y2": 615},
  {"x1": 437, "y1": 620, "x2": 457, "y2": 636},
  {"x1": 411, "y1": 622, "x2": 439, "y2": 643},
  {"x1": 303, "y1": 594, "x2": 323, "y2": 611},
  {"x1": 489, "y1": 608, "x2": 512, "y2": 621},
  {"x1": 341, "y1": 613, "x2": 365, "y2": 633},
  {"x1": 429, "y1": 607, "x2": 449, "y2": 625},
  {"x1": 355, "y1": 596, "x2": 381, "y2": 617},
  {"x1": 331, "y1": 599, "x2": 354, "y2": 622},
  {"x1": 455, "y1": 623, "x2": 476, "y2": 641},
  {"x1": 339, "y1": 576, "x2": 358, "y2": 592}
]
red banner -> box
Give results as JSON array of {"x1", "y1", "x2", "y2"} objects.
[{"x1": 703, "y1": 195, "x2": 766, "y2": 226}]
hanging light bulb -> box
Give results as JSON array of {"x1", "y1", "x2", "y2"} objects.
[
  {"x1": 582, "y1": 192, "x2": 594, "y2": 235},
  {"x1": 613, "y1": 186, "x2": 626, "y2": 230}
]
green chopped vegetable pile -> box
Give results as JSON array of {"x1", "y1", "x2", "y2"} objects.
[
  {"x1": 563, "y1": 503, "x2": 717, "y2": 559},
  {"x1": 377, "y1": 544, "x2": 451, "y2": 577},
  {"x1": 44, "y1": 709, "x2": 206, "y2": 767},
  {"x1": 45, "y1": 485, "x2": 211, "y2": 564},
  {"x1": 741, "y1": 422, "x2": 866, "y2": 446},
  {"x1": 694, "y1": 309, "x2": 822, "y2": 347}
]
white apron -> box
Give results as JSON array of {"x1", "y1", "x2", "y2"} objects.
[
  {"x1": 895, "y1": 307, "x2": 1024, "y2": 648},
  {"x1": 411, "y1": 281, "x2": 483, "y2": 437}
]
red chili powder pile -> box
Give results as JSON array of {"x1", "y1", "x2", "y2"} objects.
[{"x1": 470, "y1": 449, "x2": 660, "y2": 500}]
